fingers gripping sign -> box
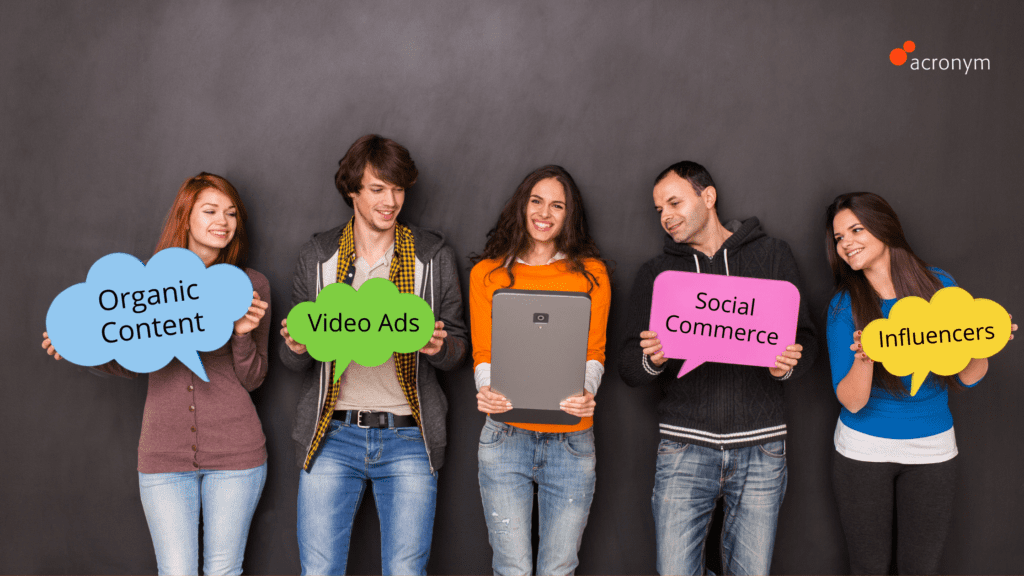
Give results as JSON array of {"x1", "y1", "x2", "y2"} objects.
[
  {"x1": 420, "y1": 321, "x2": 447, "y2": 356},
  {"x1": 280, "y1": 318, "x2": 307, "y2": 355}
]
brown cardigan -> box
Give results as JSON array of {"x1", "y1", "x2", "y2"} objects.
[{"x1": 97, "y1": 268, "x2": 270, "y2": 473}]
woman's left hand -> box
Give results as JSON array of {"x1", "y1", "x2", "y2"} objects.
[
  {"x1": 560, "y1": 390, "x2": 595, "y2": 418},
  {"x1": 234, "y1": 291, "x2": 268, "y2": 335}
]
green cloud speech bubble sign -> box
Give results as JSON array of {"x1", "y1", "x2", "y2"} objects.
[{"x1": 286, "y1": 278, "x2": 436, "y2": 381}]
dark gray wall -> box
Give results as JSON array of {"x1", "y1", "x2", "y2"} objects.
[{"x1": 2, "y1": 1, "x2": 1022, "y2": 574}]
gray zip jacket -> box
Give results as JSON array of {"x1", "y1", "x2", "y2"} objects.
[{"x1": 281, "y1": 222, "x2": 468, "y2": 472}]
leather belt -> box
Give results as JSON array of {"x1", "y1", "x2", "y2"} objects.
[{"x1": 332, "y1": 409, "x2": 417, "y2": 429}]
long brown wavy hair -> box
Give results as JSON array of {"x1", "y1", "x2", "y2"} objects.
[
  {"x1": 154, "y1": 172, "x2": 249, "y2": 268},
  {"x1": 471, "y1": 165, "x2": 605, "y2": 292},
  {"x1": 825, "y1": 192, "x2": 960, "y2": 394}
]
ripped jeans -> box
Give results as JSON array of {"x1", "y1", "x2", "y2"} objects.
[{"x1": 477, "y1": 417, "x2": 596, "y2": 576}]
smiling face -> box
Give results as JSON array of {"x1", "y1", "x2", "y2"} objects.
[
  {"x1": 653, "y1": 172, "x2": 713, "y2": 245},
  {"x1": 350, "y1": 165, "x2": 405, "y2": 234},
  {"x1": 187, "y1": 188, "x2": 237, "y2": 261},
  {"x1": 833, "y1": 208, "x2": 890, "y2": 273},
  {"x1": 525, "y1": 177, "x2": 567, "y2": 248}
]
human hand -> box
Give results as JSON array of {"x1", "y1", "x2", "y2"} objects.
[
  {"x1": 41, "y1": 331, "x2": 62, "y2": 361},
  {"x1": 560, "y1": 390, "x2": 595, "y2": 418},
  {"x1": 769, "y1": 343, "x2": 803, "y2": 378},
  {"x1": 1010, "y1": 314, "x2": 1017, "y2": 341},
  {"x1": 419, "y1": 321, "x2": 447, "y2": 356},
  {"x1": 477, "y1": 385, "x2": 512, "y2": 414},
  {"x1": 234, "y1": 291, "x2": 269, "y2": 335},
  {"x1": 640, "y1": 330, "x2": 667, "y2": 366},
  {"x1": 849, "y1": 330, "x2": 873, "y2": 363},
  {"x1": 280, "y1": 318, "x2": 307, "y2": 354}
]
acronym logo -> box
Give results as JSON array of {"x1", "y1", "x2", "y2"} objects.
[{"x1": 890, "y1": 40, "x2": 990, "y2": 74}]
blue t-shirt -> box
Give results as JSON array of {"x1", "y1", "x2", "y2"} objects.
[{"x1": 826, "y1": 268, "x2": 974, "y2": 440}]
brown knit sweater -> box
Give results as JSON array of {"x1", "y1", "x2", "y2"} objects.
[{"x1": 96, "y1": 268, "x2": 270, "y2": 473}]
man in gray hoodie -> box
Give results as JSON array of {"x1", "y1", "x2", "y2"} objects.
[{"x1": 280, "y1": 134, "x2": 467, "y2": 576}]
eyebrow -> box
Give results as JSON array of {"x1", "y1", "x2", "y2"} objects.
[
  {"x1": 834, "y1": 222, "x2": 861, "y2": 236},
  {"x1": 531, "y1": 195, "x2": 563, "y2": 203},
  {"x1": 199, "y1": 202, "x2": 235, "y2": 209}
]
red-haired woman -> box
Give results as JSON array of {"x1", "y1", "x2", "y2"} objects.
[
  {"x1": 825, "y1": 192, "x2": 1014, "y2": 574},
  {"x1": 470, "y1": 165, "x2": 610, "y2": 576},
  {"x1": 42, "y1": 173, "x2": 270, "y2": 575}
]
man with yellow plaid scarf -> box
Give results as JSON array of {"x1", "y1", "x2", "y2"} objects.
[{"x1": 280, "y1": 134, "x2": 468, "y2": 575}]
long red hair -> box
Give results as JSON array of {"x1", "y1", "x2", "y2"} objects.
[{"x1": 154, "y1": 172, "x2": 249, "y2": 267}]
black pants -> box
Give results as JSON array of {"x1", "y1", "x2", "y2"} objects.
[{"x1": 832, "y1": 451, "x2": 956, "y2": 575}]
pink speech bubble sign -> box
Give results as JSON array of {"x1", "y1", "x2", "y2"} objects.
[{"x1": 650, "y1": 271, "x2": 801, "y2": 378}]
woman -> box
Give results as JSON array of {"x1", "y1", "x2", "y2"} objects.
[
  {"x1": 470, "y1": 165, "x2": 610, "y2": 576},
  {"x1": 825, "y1": 192, "x2": 1014, "y2": 574},
  {"x1": 42, "y1": 173, "x2": 270, "y2": 576}
]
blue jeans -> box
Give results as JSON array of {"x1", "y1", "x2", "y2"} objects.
[
  {"x1": 653, "y1": 440, "x2": 787, "y2": 576},
  {"x1": 137, "y1": 462, "x2": 267, "y2": 576},
  {"x1": 477, "y1": 417, "x2": 596, "y2": 576},
  {"x1": 297, "y1": 417, "x2": 437, "y2": 576}
]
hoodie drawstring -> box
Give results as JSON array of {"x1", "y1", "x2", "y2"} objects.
[
  {"x1": 724, "y1": 248, "x2": 730, "y2": 276},
  {"x1": 693, "y1": 253, "x2": 700, "y2": 273}
]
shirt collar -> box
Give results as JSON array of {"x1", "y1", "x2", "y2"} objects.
[{"x1": 514, "y1": 251, "x2": 566, "y2": 266}]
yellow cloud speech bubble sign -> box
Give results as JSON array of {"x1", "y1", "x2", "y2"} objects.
[{"x1": 862, "y1": 287, "x2": 1011, "y2": 396}]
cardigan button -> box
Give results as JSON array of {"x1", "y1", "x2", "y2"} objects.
[
  {"x1": 192, "y1": 461, "x2": 199, "y2": 468},
  {"x1": 192, "y1": 445, "x2": 197, "y2": 451},
  {"x1": 188, "y1": 385, "x2": 194, "y2": 392},
  {"x1": 190, "y1": 426, "x2": 196, "y2": 433},
  {"x1": 189, "y1": 405, "x2": 195, "y2": 412}
]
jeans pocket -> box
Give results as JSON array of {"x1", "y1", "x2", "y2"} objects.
[
  {"x1": 394, "y1": 426, "x2": 423, "y2": 442},
  {"x1": 478, "y1": 422, "x2": 507, "y2": 449},
  {"x1": 326, "y1": 419, "x2": 347, "y2": 437},
  {"x1": 563, "y1": 429, "x2": 596, "y2": 458},
  {"x1": 757, "y1": 439, "x2": 786, "y2": 458},
  {"x1": 657, "y1": 438, "x2": 690, "y2": 455}
]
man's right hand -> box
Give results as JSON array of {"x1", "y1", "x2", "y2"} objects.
[
  {"x1": 477, "y1": 385, "x2": 512, "y2": 414},
  {"x1": 639, "y1": 330, "x2": 667, "y2": 366},
  {"x1": 280, "y1": 318, "x2": 307, "y2": 355}
]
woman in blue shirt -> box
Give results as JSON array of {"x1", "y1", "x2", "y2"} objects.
[{"x1": 825, "y1": 192, "x2": 1014, "y2": 574}]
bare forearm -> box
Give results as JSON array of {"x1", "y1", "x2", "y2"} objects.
[
  {"x1": 836, "y1": 360, "x2": 874, "y2": 413},
  {"x1": 958, "y1": 357, "x2": 988, "y2": 386}
]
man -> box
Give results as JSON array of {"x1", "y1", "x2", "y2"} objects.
[
  {"x1": 280, "y1": 134, "x2": 467, "y2": 575},
  {"x1": 618, "y1": 161, "x2": 817, "y2": 576}
]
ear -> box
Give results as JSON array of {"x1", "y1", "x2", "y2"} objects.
[{"x1": 702, "y1": 186, "x2": 718, "y2": 210}]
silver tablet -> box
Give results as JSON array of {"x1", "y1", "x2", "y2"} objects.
[{"x1": 490, "y1": 289, "x2": 591, "y2": 425}]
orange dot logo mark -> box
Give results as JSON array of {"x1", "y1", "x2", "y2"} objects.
[{"x1": 890, "y1": 40, "x2": 916, "y2": 66}]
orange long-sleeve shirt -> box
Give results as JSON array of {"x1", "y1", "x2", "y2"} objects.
[{"x1": 470, "y1": 257, "x2": 610, "y2": 432}]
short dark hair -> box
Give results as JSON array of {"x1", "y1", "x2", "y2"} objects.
[
  {"x1": 654, "y1": 161, "x2": 717, "y2": 196},
  {"x1": 334, "y1": 134, "x2": 418, "y2": 208}
]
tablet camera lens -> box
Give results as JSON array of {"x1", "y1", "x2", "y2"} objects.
[{"x1": 533, "y1": 313, "x2": 548, "y2": 324}]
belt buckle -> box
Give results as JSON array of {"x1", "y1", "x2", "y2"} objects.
[{"x1": 356, "y1": 410, "x2": 371, "y2": 429}]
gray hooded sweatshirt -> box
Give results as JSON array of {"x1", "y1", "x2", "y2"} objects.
[{"x1": 280, "y1": 222, "x2": 468, "y2": 472}]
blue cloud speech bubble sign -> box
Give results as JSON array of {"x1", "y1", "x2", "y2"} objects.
[{"x1": 45, "y1": 248, "x2": 253, "y2": 381}]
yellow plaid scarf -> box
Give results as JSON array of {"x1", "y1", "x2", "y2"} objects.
[{"x1": 303, "y1": 219, "x2": 419, "y2": 470}]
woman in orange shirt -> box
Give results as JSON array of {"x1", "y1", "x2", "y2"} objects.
[{"x1": 470, "y1": 165, "x2": 610, "y2": 576}]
